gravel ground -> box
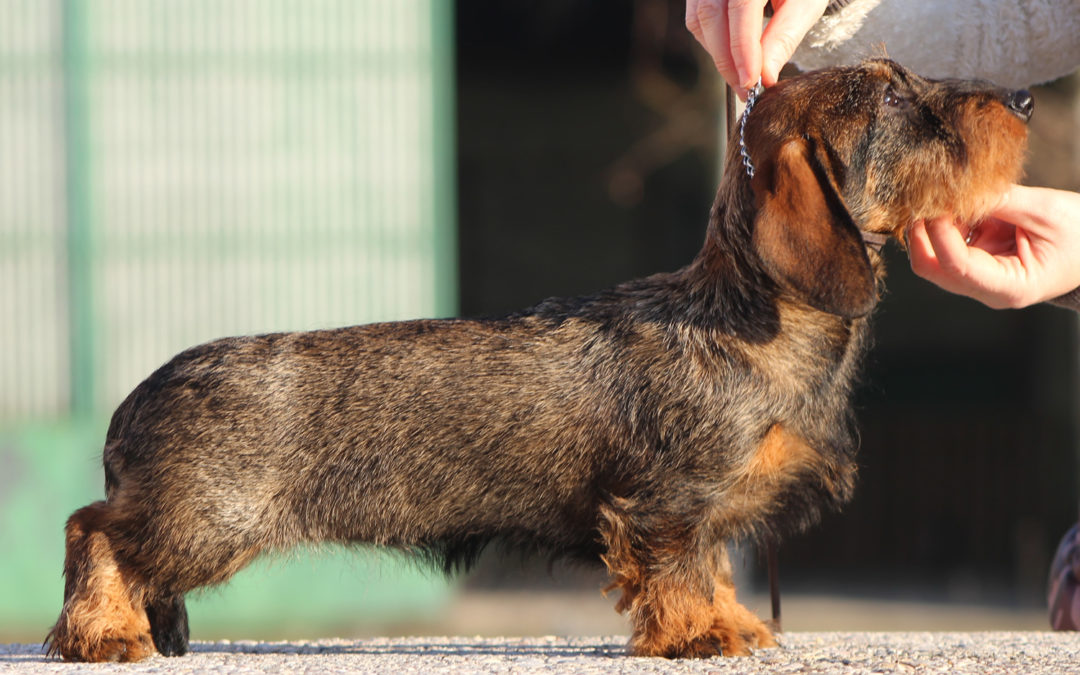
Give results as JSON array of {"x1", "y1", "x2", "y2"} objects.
[{"x1": 4, "y1": 633, "x2": 1080, "y2": 674}]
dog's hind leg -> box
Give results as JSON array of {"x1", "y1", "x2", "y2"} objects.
[
  {"x1": 599, "y1": 498, "x2": 775, "y2": 658},
  {"x1": 45, "y1": 502, "x2": 156, "y2": 662},
  {"x1": 146, "y1": 593, "x2": 189, "y2": 657}
]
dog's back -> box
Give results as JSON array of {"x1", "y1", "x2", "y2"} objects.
[{"x1": 100, "y1": 266, "x2": 852, "y2": 577}]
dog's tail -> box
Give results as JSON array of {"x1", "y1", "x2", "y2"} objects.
[{"x1": 101, "y1": 382, "x2": 149, "y2": 499}]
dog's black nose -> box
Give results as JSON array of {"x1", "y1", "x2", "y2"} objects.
[{"x1": 1007, "y1": 89, "x2": 1034, "y2": 121}]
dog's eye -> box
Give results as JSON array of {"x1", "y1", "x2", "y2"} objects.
[{"x1": 884, "y1": 86, "x2": 910, "y2": 109}]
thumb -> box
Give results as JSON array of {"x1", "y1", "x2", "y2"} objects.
[
  {"x1": 761, "y1": 38, "x2": 797, "y2": 86},
  {"x1": 760, "y1": 0, "x2": 827, "y2": 85}
]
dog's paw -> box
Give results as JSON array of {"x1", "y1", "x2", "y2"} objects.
[
  {"x1": 738, "y1": 607, "x2": 777, "y2": 648},
  {"x1": 719, "y1": 612, "x2": 777, "y2": 656},
  {"x1": 47, "y1": 610, "x2": 157, "y2": 663},
  {"x1": 684, "y1": 616, "x2": 775, "y2": 658},
  {"x1": 147, "y1": 594, "x2": 190, "y2": 657},
  {"x1": 47, "y1": 630, "x2": 156, "y2": 663},
  {"x1": 629, "y1": 603, "x2": 777, "y2": 658},
  {"x1": 629, "y1": 619, "x2": 776, "y2": 658}
]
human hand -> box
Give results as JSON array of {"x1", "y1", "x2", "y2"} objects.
[
  {"x1": 685, "y1": 0, "x2": 828, "y2": 97},
  {"x1": 908, "y1": 184, "x2": 1080, "y2": 309}
]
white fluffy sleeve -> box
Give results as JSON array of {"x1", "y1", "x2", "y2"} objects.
[{"x1": 791, "y1": 0, "x2": 1080, "y2": 88}]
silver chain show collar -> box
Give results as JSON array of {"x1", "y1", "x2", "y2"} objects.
[{"x1": 739, "y1": 79, "x2": 764, "y2": 178}]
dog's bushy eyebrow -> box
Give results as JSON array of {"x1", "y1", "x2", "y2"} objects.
[
  {"x1": 865, "y1": 59, "x2": 915, "y2": 92},
  {"x1": 888, "y1": 66, "x2": 915, "y2": 89}
]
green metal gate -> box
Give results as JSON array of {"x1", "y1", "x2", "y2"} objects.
[{"x1": 0, "y1": 0, "x2": 456, "y2": 639}]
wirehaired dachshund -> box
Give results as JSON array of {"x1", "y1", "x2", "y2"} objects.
[{"x1": 48, "y1": 59, "x2": 1031, "y2": 661}]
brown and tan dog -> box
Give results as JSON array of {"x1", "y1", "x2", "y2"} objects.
[{"x1": 47, "y1": 60, "x2": 1030, "y2": 662}]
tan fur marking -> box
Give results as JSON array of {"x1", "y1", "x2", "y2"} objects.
[
  {"x1": 703, "y1": 423, "x2": 857, "y2": 546},
  {"x1": 745, "y1": 424, "x2": 816, "y2": 480},
  {"x1": 47, "y1": 504, "x2": 154, "y2": 662},
  {"x1": 624, "y1": 576, "x2": 776, "y2": 658}
]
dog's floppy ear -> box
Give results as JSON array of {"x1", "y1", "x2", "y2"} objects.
[{"x1": 752, "y1": 137, "x2": 876, "y2": 318}]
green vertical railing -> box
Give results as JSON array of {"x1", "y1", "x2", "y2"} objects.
[
  {"x1": 430, "y1": 0, "x2": 458, "y2": 317},
  {"x1": 60, "y1": 0, "x2": 94, "y2": 419}
]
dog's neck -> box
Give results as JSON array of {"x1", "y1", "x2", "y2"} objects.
[
  {"x1": 685, "y1": 168, "x2": 882, "y2": 329},
  {"x1": 691, "y1": 171, "x2": 773, "y2": 294},
  {"x1": 644, "y1": 175, "x2": 785, "y2": 344}
]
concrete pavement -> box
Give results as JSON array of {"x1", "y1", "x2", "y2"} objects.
[{"x1": 5, "y1": 632, "x2": 1080, "y2": 674}]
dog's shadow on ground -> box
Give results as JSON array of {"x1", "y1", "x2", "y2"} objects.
[
  {"x1": 187, "y1": 639, "x2": 629, "y2": 659},
  {"x1": 3, "y1": 639, "x2": 629, "y2": 663}
]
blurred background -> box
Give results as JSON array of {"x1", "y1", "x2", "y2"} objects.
[{"x1": 1, "y1": 0, "x2": 1078, "y2": 643}]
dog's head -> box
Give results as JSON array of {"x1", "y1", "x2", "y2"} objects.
[{"x1": 735, "y1": 59, "x2": 1030, "y2": 318}]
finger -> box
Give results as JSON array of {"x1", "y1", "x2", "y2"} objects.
[
  {"x1": 924, "y1": 217, "x2": 1028, "y2": 307},
  {"x1": 726, "y1": 0, "x2": 767, "y2": 90},
  {"x1": 988, "y1": 184, "x2": 1056, "y2": 239},
  {"x1": 1015, "y1": 226, "x2": 1033, "y2": 262},
  {"x1": 923, "y1": 216, "x2": 980, "y2": 281},
  {"x1": 685, "y1": 0, "x2": 704, "y2": 44},
  {"x1": 911, "y1": 216, "x2": 1035, "y2": 308},
  {"x1": 760, "y1": 0, "x2": 827, "y2": 86},
  {"x1": 916, "y1": 217, "x2": 994, "y2": 298},
  {"x1": 908, "y1": 220, "x2": 967, "y2": 295},
  {"x1": 690, "y1": 0, "x2": 741, "y2": 91},
  {"x1": 907, "y1": 220, "x2": 939, "y2": 276}
]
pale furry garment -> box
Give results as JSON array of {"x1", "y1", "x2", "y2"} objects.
[{"x1": 791, "y1": 0, "x2": 1080, "y2": 88}]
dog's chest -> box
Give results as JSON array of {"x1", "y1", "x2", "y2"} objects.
[
  {"x1": 707, "y1": 422, "x2": 849, "y2": 536},
  {"x1": 738, "y1": 424, "x2": 821, "y2": 495}
]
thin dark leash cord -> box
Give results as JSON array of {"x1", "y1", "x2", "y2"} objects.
[{"x1": 725, "y1": 81, "x2": 783, "y2": 632}]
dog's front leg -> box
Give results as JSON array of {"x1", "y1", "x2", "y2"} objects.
[{"x1": 599, "y1": 498, "x2": 775, "y2": 658}]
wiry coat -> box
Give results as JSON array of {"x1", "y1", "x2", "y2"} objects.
[{"x1": 48, "y1": 59, "x2": 1030, "y2": 662}]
